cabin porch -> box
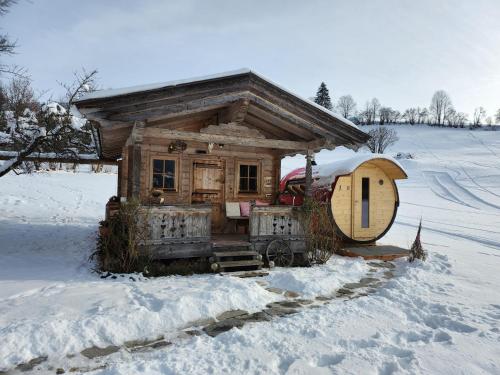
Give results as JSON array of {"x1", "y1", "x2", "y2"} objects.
[{"x1": 139, "y1": 203, "x2": 305, "y2": 263}]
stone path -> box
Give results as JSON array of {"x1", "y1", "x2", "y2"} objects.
[{"x1": 6, "y1": 261, "x2": 396, "y2": 374}]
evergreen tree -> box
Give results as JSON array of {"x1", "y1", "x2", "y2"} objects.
[{"x1": 314, "y1": 82, "x2": 333, "y2": 110}]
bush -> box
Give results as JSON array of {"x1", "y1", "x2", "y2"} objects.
[
  {"x1": 93, "y1": 199, "x2": 151, "y2": 273},
  {"x1": 300, "y1": 198, "x2": 341, "y2": 265}
]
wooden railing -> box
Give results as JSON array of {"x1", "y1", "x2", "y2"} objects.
[
  {"x1": 249, "y1": 205, "x2": 304, "y2": 240},
  {"x1": 143, "y1": 205, "x2": 211, "y2": 245}
]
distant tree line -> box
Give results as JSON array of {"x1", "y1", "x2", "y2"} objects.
[{"x1": 313, "y1": 83, "x2": 499, "y2": 130}]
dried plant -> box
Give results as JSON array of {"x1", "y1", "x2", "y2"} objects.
[
  {"x1": 408, "y1": 219, "x2": 426, "y2": 262},
  {"x1": 300, "y1": 198, "x2": 341, "y2": 265},
  {"x1": 93, "y1": 199, "x2": 151, "y2": 273}
]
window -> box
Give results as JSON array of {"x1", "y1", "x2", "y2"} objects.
[
  {"x1": 152, "y1": 158, "x2": 177, "y2": 191},
  {"x1": 239, "y1": 163, "x2": 259, "y2": 193},
  {"x1": 361, "y1": 177, "x2": 370, "y2": 228}
]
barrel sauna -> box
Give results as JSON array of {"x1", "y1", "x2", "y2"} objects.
[{"x1": 279, "y1": 155, "x2": 407, "y2": 243}]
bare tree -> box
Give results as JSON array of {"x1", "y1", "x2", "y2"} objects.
[
  {"x1": 5, "y1": 77, "x2": 39, "y2": 120},
  {"x1": 472, "y1": 106, "x2": 486, "y2": 126},
  {"x1": 496, "y1": 108, "x2": 500, "y2": 124},
  {"x1": 359, "y1": 102, "x2": 370, "y2": 125},
  {"x1": 59, "y1": 68, "x2": 99, "y2": 110},
  {"x1": 403, "y1": 108, "x2": 418, "y2": 125},
  {"x1": 390, "y1": 110, "x2": 401, "y2": 124},
  {"x1": 336, "y1": 95, "x2": 357, "y2": 119},
  {"x1": 417, "y1": 107, "x2": 428, "y2": 124},
  {"x1": 379, "y1": 106, "x2": 395, "y2": 125},
  {"x1": 379, "y1": 107, "x2": 400, "y2": 125},
  {"x1": 429, "y1": 90, "x2": 452, "y2": 126},
  {"x1": 0, "y1": 0, "x2": 25, "y2": 77},
  {"x1": 358, "y1": 98, "x2": 380, "y2": 125},
  {"x1": 0, "y1": 70, "x2": 98, "y2": 177},
  {"x1": 0, "y1": 1, "x2": 16, "y2": 55},
  {"x1": 455, "y1": 112, "x2": 468, "y2": 128},
  {"x1": 445, "y1": 107, "x2": 457, "y2": 127},
  {"x1": 365, "y1": 127, "x2": 399, "y2": 153},
  {"x1": 369, "y1": 98, "x2": 380, "y2": 125}
]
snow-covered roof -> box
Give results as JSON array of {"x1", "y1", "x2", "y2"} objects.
[
  {"x1": 76, "y1": 68, "x2": 360, "y2": 131},
  {"x1": 283, "y1": 154, "x2": 407, "y2": 190},
  {"x1": 79, "y1": 69, "x2": 251, "y2": 101}
]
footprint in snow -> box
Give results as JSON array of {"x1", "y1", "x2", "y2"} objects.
[{"x1": 433, "y1": 330, "x2": 453, "y2": 343}]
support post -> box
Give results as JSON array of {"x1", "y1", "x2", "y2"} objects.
[
  {"x1": 305, "y1": 151, "x2": 313, "y2": 198},
  {"x1": 127, "y1": 121, "x2": 145, "y2": 199}
]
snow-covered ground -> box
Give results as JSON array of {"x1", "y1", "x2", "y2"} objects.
[{"x1": 1, "y1": 125, "x2": 499, "y2": 374}]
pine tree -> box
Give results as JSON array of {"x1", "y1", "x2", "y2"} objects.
[{"x1": 314, "y1": 82, "x2": 333, "y2": 110}]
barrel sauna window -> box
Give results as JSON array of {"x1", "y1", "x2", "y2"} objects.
[
  {"x1": 361, "y1": 177, "x2": 370, "y2": 228},
  {"x1": 238, "y1": 162, "x2": 259, "y2": 193},
  {"x1": 152, "y1": 158, "x2": 177, "y2": 191}
]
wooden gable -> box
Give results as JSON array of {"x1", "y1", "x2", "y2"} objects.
[{"x1": 75, "y1": 70, "x2": 369, "y2": 160}]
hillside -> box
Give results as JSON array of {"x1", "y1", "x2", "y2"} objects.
[{"x1": 0, "y1": 125, "x2": 499, "y2": 374}]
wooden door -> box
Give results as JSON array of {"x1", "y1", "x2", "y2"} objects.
[{"x1": 191, "y1": 160, "x2": 225, "y2": 233}]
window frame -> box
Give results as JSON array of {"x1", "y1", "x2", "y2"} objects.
[
  {"x1": 361, "y1": 177, "x2": 370, "y2": 228},
  {"x1": 151, "y1": 156, "x2": 179, "y2": 192},
  {"x1": 236, "y1": 160, "x2": 261, "y2": 195}
]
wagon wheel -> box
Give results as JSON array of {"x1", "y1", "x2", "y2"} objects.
[{"x1": 266, "y1": 240, "x2": 294, "y2": 267}]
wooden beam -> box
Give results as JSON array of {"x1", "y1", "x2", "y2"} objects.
[
  {"x1": 126, "y1": 120, "x2": 146, "y2": 146},
  {"x1": 305, "y1": 152, "x2": 313, "y2": 198},
  {"x1": 143, "y1": 127, "x2": 310, "y2": 151},
  {"x1": 306, "y1": 138, "x2": 337, "y2": 152}
]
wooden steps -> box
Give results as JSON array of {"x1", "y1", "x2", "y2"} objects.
[
  {"x1": 217, "y1": 259, "x2": 263, "y2": 268},
  {"x1": 213, "y1": 250, "x2": 257, "y2": 257},
  {"x1": 210, "y1": 238, "x2": 263, "y2": 273},
  {"x1": 212, "y1": 239, "x2": 251, "y2": 248}
]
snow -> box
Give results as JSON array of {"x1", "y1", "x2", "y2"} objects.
[
  {"x1": 1, "y1": 125, "x2": 500, "y2": 373},
  {"x1": 282, "y1": 153, "x2": 407, "y2": 190},
  {"x1": 76, "y1": 68, "x2": 360, "y2": 131},
  {"x1": 77, "y1": 69, "x2": 252, "y2": 101}
]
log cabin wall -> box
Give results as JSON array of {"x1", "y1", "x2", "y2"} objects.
[{"x1": 119, "y1": 138, "x2": 281, "y2": 233}]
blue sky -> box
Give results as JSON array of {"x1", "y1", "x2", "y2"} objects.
[{"x1": 2, "y1": 0, "x2": 500, "y2": 117}]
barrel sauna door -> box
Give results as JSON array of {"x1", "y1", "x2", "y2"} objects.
[{"x1": 191, "y1": 160, "x2": 225, "y2": 233}]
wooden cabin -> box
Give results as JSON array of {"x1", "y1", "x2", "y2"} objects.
[
  {"x1": 74, "y1": 69, "x2": 369, "y2": 269},
  {"x1": 279, "y1": 155, "x2": 408, "y2": 243}
]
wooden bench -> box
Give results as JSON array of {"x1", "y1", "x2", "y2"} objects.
[{"x1": 225, "y1": 202, "x2": 249, "y2": 233}]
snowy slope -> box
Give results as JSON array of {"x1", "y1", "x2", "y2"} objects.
[{"x1": 0, "y1": 125, "x2": 500, "y2": 374}]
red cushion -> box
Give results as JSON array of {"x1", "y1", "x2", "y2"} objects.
[
  {"x1": 239, "y1": 201, "x2": 251, "y2": 217},
  {"x1": 255, "y1": 200, "x2": 270, "y2": 206}
]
